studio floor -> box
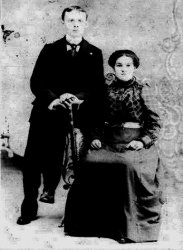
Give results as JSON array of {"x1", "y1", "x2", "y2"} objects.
[{"x1": 1, "y1": 152, "x2": 183, "y2": 250}]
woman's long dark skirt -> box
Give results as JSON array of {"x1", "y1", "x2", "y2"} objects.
[{"x1": 64, "y1": 144, "x2": 164, "y2": 242}]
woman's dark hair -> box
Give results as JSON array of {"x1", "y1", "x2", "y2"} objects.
[
  {"x1": 61, "y1": 6, "x2": 88, "y2": 21},
  {"x1": 108, "y1": 50, "x2": 140, "y2": 68}
]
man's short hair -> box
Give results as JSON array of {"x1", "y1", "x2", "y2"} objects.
[{"x1": 61, "y1": 6, "x2": 88, "y2": 21}]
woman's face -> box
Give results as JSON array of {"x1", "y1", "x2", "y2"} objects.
[{"x1": 114, "y1": 55, "x2": 136, "y2": 81}]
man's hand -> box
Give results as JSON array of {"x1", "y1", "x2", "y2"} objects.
[
  {"x1": 126, "y1": 140, "x2": 144, "y2": 150},
  {"x1": 91, "y1": 139, "x2": 102, "y2": 149},
  {"x1": 60, "y1": 93, "x2": 83, "y2": 108},
  {"x1": 60, "y1": 93, "x2": 76, "y2": 103},
  {"x1": 48, "y1": 98, "x2": 64, "y2": 110}
]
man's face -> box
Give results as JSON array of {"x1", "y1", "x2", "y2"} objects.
[{"x1": 63, "y1": 10, "x2": 88, "y2": 38}]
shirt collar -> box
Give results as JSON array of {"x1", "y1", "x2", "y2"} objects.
[
  {"x1": 66, "y1": 34, "x2": 83, "y2": 45},
  {"x1": 66, "y1": 44, "x2": 80, "y2": 52}
]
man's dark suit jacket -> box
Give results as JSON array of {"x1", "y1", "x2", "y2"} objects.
[{"x1": 29, "y1": 36, "x2": 104, "y2": 127}]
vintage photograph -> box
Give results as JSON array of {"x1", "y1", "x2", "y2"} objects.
[{"x1": 1, "y1": 0, "x2": 183, "y2": 249}]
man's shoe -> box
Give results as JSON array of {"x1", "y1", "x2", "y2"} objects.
[
  {"x1": 39, "y1": 191, "x2": 55, "y2": 204},
  {"x1": 17, "y1": 216, "x2": 37, "y2": 225},
  {"x1": 117, "y1": 238, "x2": 135, "y2": 244},
  {"x1": 116, "y1": 237, "x2": 126, "y2": 244}
]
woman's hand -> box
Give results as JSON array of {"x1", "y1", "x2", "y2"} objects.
[
  {"x1": 126, "y1": 140, "x2": 144, "y2": 150},
  {"x1": 91, "y1": 139, "x2": 102, "y2": 149}
]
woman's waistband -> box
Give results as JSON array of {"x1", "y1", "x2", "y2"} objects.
[
  {"x1": 104, "y1": 122, "x2": 141, "y2": 129},
  {"x1": 104, "y1": 122, "x2": 141, "y2": 143}
]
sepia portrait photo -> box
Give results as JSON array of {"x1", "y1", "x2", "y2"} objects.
[{"x1": 1, "y1": 0, "x2": 183, "y2": 249}]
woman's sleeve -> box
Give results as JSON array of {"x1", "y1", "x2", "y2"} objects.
[
  {"x1": 139, "y1": 107, "x2": 161, "y2": 148},
  {"x1": 84, "y1": 83, "x2": 107, "y2": 143},
  {"x1": 139, "y1": 84, "x2": 162, "y2": 148},
  {"x1": 86, "y1": 103, "x2": 105, "y2": 142}
]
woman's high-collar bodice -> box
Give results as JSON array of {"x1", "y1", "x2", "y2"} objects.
[
  {"x1": 105, "y1": 76, "x2": 144, "y2": 124},
  {"x1": 111, "y1": 77, "x2": 136, "y2": 89}
]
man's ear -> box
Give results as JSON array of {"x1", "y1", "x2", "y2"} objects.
[{"x1": 85, "y1": 20, "x2": 89, "y2": 28}]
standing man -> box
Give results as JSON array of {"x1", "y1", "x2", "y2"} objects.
[{"x1": 17, "y1": 5, "x2": 104, "y2": 225}]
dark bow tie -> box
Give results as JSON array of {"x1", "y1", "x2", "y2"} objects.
[{"x1": 66, "y1": 40, "x2": 82, "y2": 56}]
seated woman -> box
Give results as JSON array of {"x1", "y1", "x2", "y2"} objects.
[{"x1": 64, "y1": 50, "x2": 164, "y2": 243}]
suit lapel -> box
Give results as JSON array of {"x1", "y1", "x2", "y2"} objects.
[
  {"x1": 57, "y1": 36, "x2": 67, "y2": 52},
  {"x1": 54, "y1": 37, "x2": 93, "y2": 64},
  {"x1": 79, "y1": 39, "x2": 94, "y2": 58},
  {"x1": 53, "y1": 37, "x2": 69, "y2": 65}
]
